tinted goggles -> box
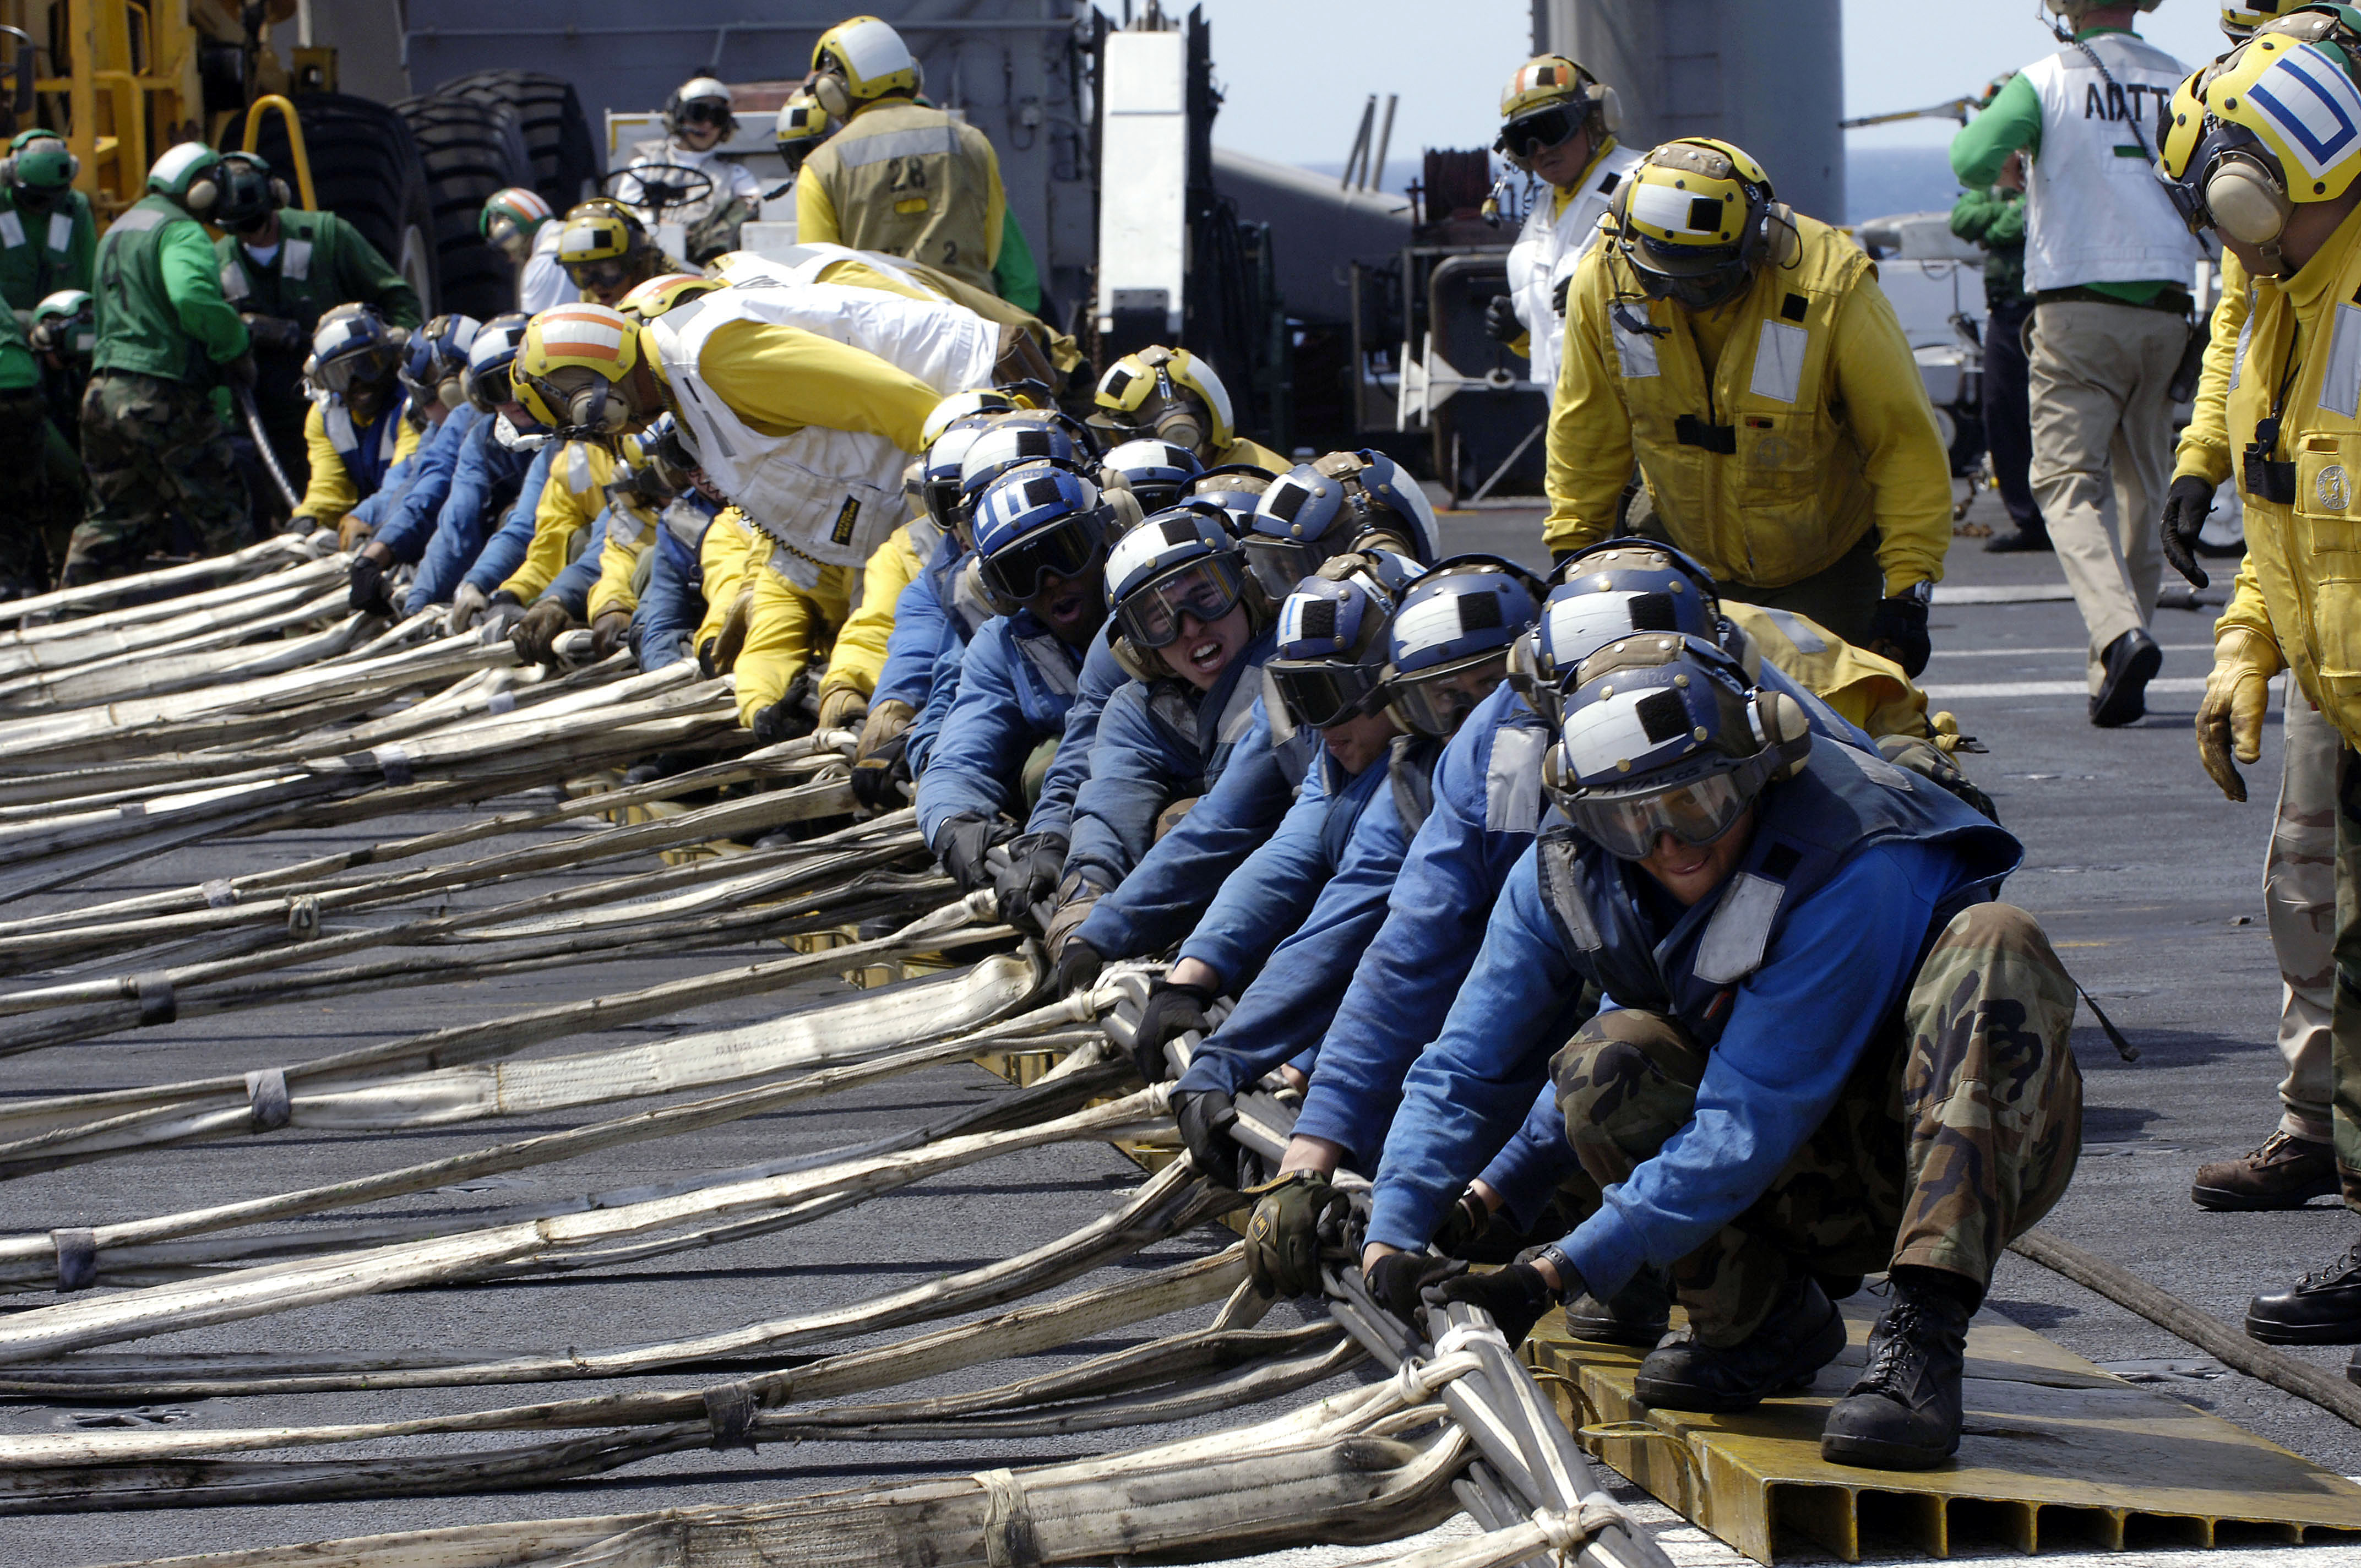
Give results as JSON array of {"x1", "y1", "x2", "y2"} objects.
[
  {"x1": 1242, "y1": 533, "x2": 1330, "y2": 602},
  {"x1": 318, "y1": 346, "x2": 398, "y2": 400},
  {"x1": 1498, "y1": 102, "x2": 1580, "y2": 159},
  {"x1": 981, "y1": 514, "x2": 1107, "y2": 603},
  {"x1": 1387, "y1": 653, "x2": 1508, "y2": 738},
  {"x1": 566, "y1": 258, "x2": 633, "y2": 292},
  {"x1": 1268, "y1": 658, "x2": 1387, "y2": 732},
  {"x1": 923, "y1": 475, "x2": 972, "y2": 539},
  {"x1": 1117, "y1": 555, "x2": 1246, "y2": 649},
  {"x1": 1562, "y1": 769, "x2": 1749, "y2": 862}
]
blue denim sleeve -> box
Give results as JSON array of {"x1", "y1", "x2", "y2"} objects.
[
  {"x1": 903, "y1": 634, "x2": 967, "y2": 778},
  {"x1": 408, "y1": 426, "x2": 527, "y2": 611},
  {"x1": 915, "y1": 622, "x2": 1035, "y2": 845},
  {"x1": 877, "y1": 571, "x2": 954, "y2": 709},
  {"x1": 1074, "y1": 704, "x2": 1297, "y2": 960},
  {"x1": 1557, "y1": 843, "x2": 1940, "y2": 1300},
  {"x1": 372, "y1": 406, "x2": 476, "y2": 563},
  {"x1": 1365, "y1": 851, "x2": 1593, "y2": 1253},
  {"x1": 1476, "y1": 1084, "x2": 1581, "y2": 1232},
  {"x1": 1167, "y1": 759, "x2": 1337, "y2": 987},
  {"x1": 1174, "y1": 775, "x2": 1413, "y2": 1099},
  {"x1": 459, "y1": 440, "x2": 557, "y2": 598},
  {"x1": 1025, "y1": 628, "x2": 1124, "y2": 843},
  {"x1": 1062, "y1": 682, "x2": 1187, "y2": 894},
  {"x1": 537, "y1": 509, "x2": 612, "y2": 617},
  {"x1": 633, "y1": 535, "x2": 701, "y2": 672}
]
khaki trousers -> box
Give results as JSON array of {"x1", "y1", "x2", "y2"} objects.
[
  {"x1": 2026, "y1": 300, "x2": 2188, "y2": 691},
  {"x1": 2273, "y1": 697, "x2": 2338, "y2": 1143}
]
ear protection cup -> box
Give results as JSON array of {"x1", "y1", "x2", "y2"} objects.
[
  {"x1": 1103, "y1": 486, "x2": 1145, "y2": 538},
  {"x1": 812, "y1": 73, "x2": 853, "y2": 122},
  {"x1": 966, "y1": 554, "x2": 1022, "y2": 618},
  {"x1": 1503, "y1": 627, "x2": 1546, "y2": 712},
  {"x1": 270, "y1": 178, "x2": 290, "y2": 210},
  {"x1": 566, "y1": 378, "x2": 614, "y2": 433},
  {"x1": 438, "y1": 380, "x2": 467, "y2": 410},
  {"x1": 1109, "y1": 633, "x2": 1168, "y2": 684},
  {"x1": 184, "y1": 178, "x2": 217, "y2": 213},
  {"x1": 1753, "y1": 690, "x2": 1812, "y2": 780},
  {"x1": 2207, "y1": 157, "x2": 2294, "y2": 244},
  {"x1": 1593, "y1": 83, "x2": 1623, "y2": 137}
]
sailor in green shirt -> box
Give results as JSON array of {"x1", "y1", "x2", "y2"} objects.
[
  {"x1": 0, "y1": 302, "x2": 75, "y2": 592},
  {"x1": 213, "y1": 150, "x2": 421, "y2": 519},
  {"x1": 1950, "y1": 150, "x2": 2049, "y2": 553},
  {"x1": 0, "y1": 130, "x2": 95, "y2": 317},
  {"x1": 62, "y1": 141, "x2": 255, "y2": 586}
]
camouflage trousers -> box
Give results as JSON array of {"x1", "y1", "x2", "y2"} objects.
[
  {"x1": 64, "y1": 371, "x2": 251, "y2": 581},
  {"x1": 0, "y1": 388, "x2": 69, "y2": 592},
  {"x1": 1550, "y1": 901, "x2": 2083, "y2": 1347}
]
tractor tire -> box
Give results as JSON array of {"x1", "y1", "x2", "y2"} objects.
[
  {"x1": 395, "y1": 93, "x2": 535, "y2": 323},
  {"x1": 250, "y1": 92, "x2": 438, "y2": 318},
  {"x1": 431, "y1": 69, "x2": 605, "y2": 212}
]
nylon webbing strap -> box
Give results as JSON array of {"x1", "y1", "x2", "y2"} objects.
[
  {"x1": 976, "y1": 1467, "x2": 1042, "y2": 1568},
  {"x1": 487, "y1": 689, "x2": 516, "y2": 715},
  {"x1": 373, "y1": 745, "x2": 414, "y2": 787},
  {"x1": 244, "y1": 1068, "x2": 291, "y2": 1132},
  {"x1": 702, "y1": 1380, "x2": 760, "y2": 1450},
  {"x1": 133, "y1": 970, "x2": 175, "y2": 1025},
  {"x1": 50, "y1": 1228, "x2": 96, "y2": 1293},
  {"x1": 200, "y1": 878, "x2": 236, "y2": 909}
]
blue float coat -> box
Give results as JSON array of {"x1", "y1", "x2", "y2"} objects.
[
  {"x1": 409, "y1": 418, "x2": 534, "y2": 611},
  {"x1": 369, "y1": 404, "x2": 480, "y2": 564},
  {"x1": 455, "y1": 438, "x2": 559, "y2": 599},
  {"x1": 914, "y1": 610, "x2": 1090, "y2": 845}
]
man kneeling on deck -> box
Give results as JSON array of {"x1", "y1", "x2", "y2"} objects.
[{"x1": 1360, "y1": 633, "x2": 2080, "y2": 1471}]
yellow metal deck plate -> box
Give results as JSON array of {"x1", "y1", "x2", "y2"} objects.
[{"x1": 1526, "y1": 1298, "x2": 2361, "y2": 1563}]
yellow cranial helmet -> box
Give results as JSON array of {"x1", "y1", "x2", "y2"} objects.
[
  {"x1": 557, "y1": 201, "x2": 646, "y2": 266},
  {"x1": 1496, "y1": 55, "x2": 1620, "y2": 167},
  {"x1": 1093, "y1": 346, "x2": 1235, "y2": 454},
  {"x1": 2158, "y1": 21, "x2": 2361, "y2": 269},
  {"x1": 774, "y1": 88, "x2": 835, "y2": 177},
  {"x1": 2224, "y1": 1, "x2": 2308, "y2": 38},
  {"x1": 515, "y1": 304, "x2": 643, "y2": 434},
  {"x1": 921, "y1": 388, "x2": 1020, "y2": 450},
  {"x1": 811, "y1": 15, "x2": 920, "y2": 107},
  {"x1": 617, "y1": 272, "x2": 723, "y2": 322},
  {"x1": 1608, "y1": 138, "x2": 1779, "y2": 309}
]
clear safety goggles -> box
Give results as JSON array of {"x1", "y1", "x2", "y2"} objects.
[
  {"x1": 1116, "y1": 555, "x2": 1246, "y2": 650},
  {"x1": 565, "y1": 257, "x2": 633, "y2": 293},
  {"x1": 1267, "y1": 657, "x2": 1387, "y2": 732},
  {"x1": 1387, "y1": 652, "x2": 1508, "y2": 738},
  {"x1": 317, "y1": 345, "x2": 398, "y2": 401},
  {"x1": 1497, "y1": 102, "x2": 1581, "y2": 160},
  {"x1": 980, "y1": 514, "x2": 1107, "y2": 604},
  {"x1": 1241, "y1": 532, "x2": 1333, "y2": 602},
  {"x1": 1563, "y1": 769, "x2": 1750, "y2": 863}
]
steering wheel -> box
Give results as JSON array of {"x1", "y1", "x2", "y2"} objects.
[{"x1": 603, "y1": 165, "x2": 716, "y2": 222}]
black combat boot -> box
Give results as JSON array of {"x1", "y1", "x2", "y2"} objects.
[
  {"x1": 1821, "y1": 1270, "x2": 1974, "y2": 1469},
  {"x1": 2248, "y1": 1238, "x2": 2361, "y2": 1343},
  {"x1": 1561, "y1": 1268, "x2": 1672, "y2": 1347},
  {"x1": 1632, "y1": 1273, "x2": 1845, "y2": 1412}
]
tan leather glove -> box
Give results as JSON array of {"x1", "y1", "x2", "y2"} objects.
[
  {"x1": 2196, "y1": 627, "x2": 2283, "y2": 803},
  {"x1": 510, "y1": 598, "x2": 576, "y2": 666},
  {"x1": 709, "y1": 582, "x2": 755, "y2": 673},
  {"x1": 337, "y1": 514, "x2": 374, "y2": 553},
  {"x1": 589, "y1": 608, "x2": 634, "y2": 659},
  {"x1": 444, "y1": 581, "x2": 489, "y2": 636},
  {"x1": 857, "y1": 697, "x2": 916, "y2": 761},
  {"x1": 814, "y1": 683, "x2": 869, "y2": 733}
]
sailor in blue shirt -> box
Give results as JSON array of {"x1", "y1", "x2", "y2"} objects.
[
  {"x1": 344, "y1": 312, "x2": 481, "y2": 615},
  {"x1": 1365, "y1": 634, "x2": 2077, "y2": 1473}
]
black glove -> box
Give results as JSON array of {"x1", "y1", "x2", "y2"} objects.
[
  {"x1": 2161, "y1": 472, "x2": 2217, "y2": 590},
  {"x1": 994, "y1": 832, "x2": 1069, "y2": 933},
  {"x1": 848, "y1": 733, "x2": 911, "y2": 812},
  {"x1": 346, "y1": 553, "x2": 392, "y2": 614},
  {"x1": 1430, "y1": 1186, "x2": 1494, "y2": 1257},
  {"x1": 1245, "y1": 1169, "x2": 1350, "y2": 1298},
  {"x1": 1172, "y1": 1086, "x2": 1242, "y2": 1190},
  {"x1": 241, "y1": 313, "x2": 308, "y2": 354},
  {"x1": 1429, "y1": 1257, "x2": 1568, "y2": 1349},
  {"x1": 589, "y1": 609, "x2": 633, "y2": 659},
  {"x1": 1550, "y1": 274, "x2": 1572, "y2": 318},
  {"x1": 1130, "y1": 979, "x2": 1215, "y2": 1084},
  {"x1": 1483, "y1": 293, "x2": 1524, "y2": 346},
  {"x1": 698, "y1": 636, "x2": 722, "y2": 680},
  {"x1": 1053, "y1": 935, "x2": 1103, "y2": 996},
  {"x1": 1867, "y1": 590, "x2": 1932, "y2": 679},
  {"x1": 934, "y1": 813, "x2": 1005, "y2": 893},
  {"x1": 1364, "y1": 1251, "x2": 1466, "y2": 1330},
  {"x1": 751, "y1": 700, "x2": 815, "y2": 747}
]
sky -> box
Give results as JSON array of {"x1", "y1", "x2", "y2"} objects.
[{"x1": 1187, "y1": 0, "x2": 2234, "y2": 176}]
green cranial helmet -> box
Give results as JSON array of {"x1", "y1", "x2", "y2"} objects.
[
  {"x1": 8, "y1": 129, "x2": 74, "y2": 194},
  {"x1": 29, "y1": 288, "x2": 92, "y2": 357},
  {"x1": 145, "y1": 141, "x2": 224, "y2": 210}
]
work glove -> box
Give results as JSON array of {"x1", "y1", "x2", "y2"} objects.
[
  {"x1": 1053, "y1": 938, "x2": 1103, "y2": 999},
  {"x1": 2196, "y1": 627, "x2": 2282, "y2": 803},
  {"x1": 1171, "y1": 1087, "x2": 1242, "y2": 1190},
  {"x1": 1428, "y1": 1257, "x2": 1567, "y2": 1349},
  {"x1": 589, "y1": 609, "x2": 634, "y2": 660},
  {"x1": 240, "y1": 313, "x2": 308, "y2": 355},
  {"x1": 994, "y1": 832, "x2": 1068, "y2": 933},
  {"x1": 1430, "y1": 1185, "x2": 1494, "y2": 1257},
  {"x1": 1365, "y1": 1251, "x2": 1465, "y2": 1331},
  {"x1": 1867, "y1": 589, "x2": 1932, "y2": 679},
  {"x1": 1550, "y1": 274, "x2": 1572, "y2": 318},
  {"x1": 814, "y1": 684, "x2": 869, "y2": 734},
  {"x1": 1245, "y1": 1168, "x2": 1350, "y2": 1298},
  {"x1": 850, "y1": 734, "x2": 912, "y2": 812},
  {"x1": 711, "y1": 583, "x2": 755, "y2": 672},
  {"x1": 1482, "y1": 293, "x2": 1523, "y2": 346},
  {"x1": 698, "y1": 636, "x2": 723, "y2": 679},
  {"x1": 482, "y1": 590, "x2": 527, "y2": 638},
  {"x1": 222, "y1": 352, "x2": 258, "y2": 390},
  {"x1": 1044, "y1": 884, "x2": 1102, "y2": 972},
  {"x1": 444, "y1": 581, "x2": 490, "y2": 635},
  {"x1": 1877, "y1": 733, "x2": 1998, "y2": 823},
  {"x1": 336, "y1": 513, "x2": 374, "y2": 553},
  {"x1": 2160, "y1": 472, "x2": 2218, "y2": 590},
  {"x1": 346, "y1": 552, "x2": 394, "y2": 616},
  {"x1": 1130, "y1": 978, "x2": 1216, "y2": 1084},
  {"x1": 934, "y1": 813, "x2": 1008, "y2": 894},
  {"x1": 752, "y1": 697, "x2": 817, "y2": 748},
  {"x1": 858, "y1": 698, "x2": 915, "y2": 758},
  {"x1": 510, "y1": 598, "x2": 575, "y2": 666}
]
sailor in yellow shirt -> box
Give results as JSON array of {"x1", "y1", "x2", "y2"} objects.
[
  {"x1": 581, "y1": 429, "x2": 681, "y2": 655},
  {"x1": 1544, "y1": 138, "x2": 1950, "y2": 672},
  {"x1": 290, "y1": 306, "x2": 423, "y2": 540},
  {"x1": 513, "y1": 296, "x2": 948, "y2": 742},
  {"x1": 796, "y1": 16, "x2": 1006, "y2": 298},
  {"x1": 2161, "y1": 23, "x2": 2361, "y2": 1329},
  {"x1": 1089, "y1": 345, "x2": 1288, "y2": 475}
]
